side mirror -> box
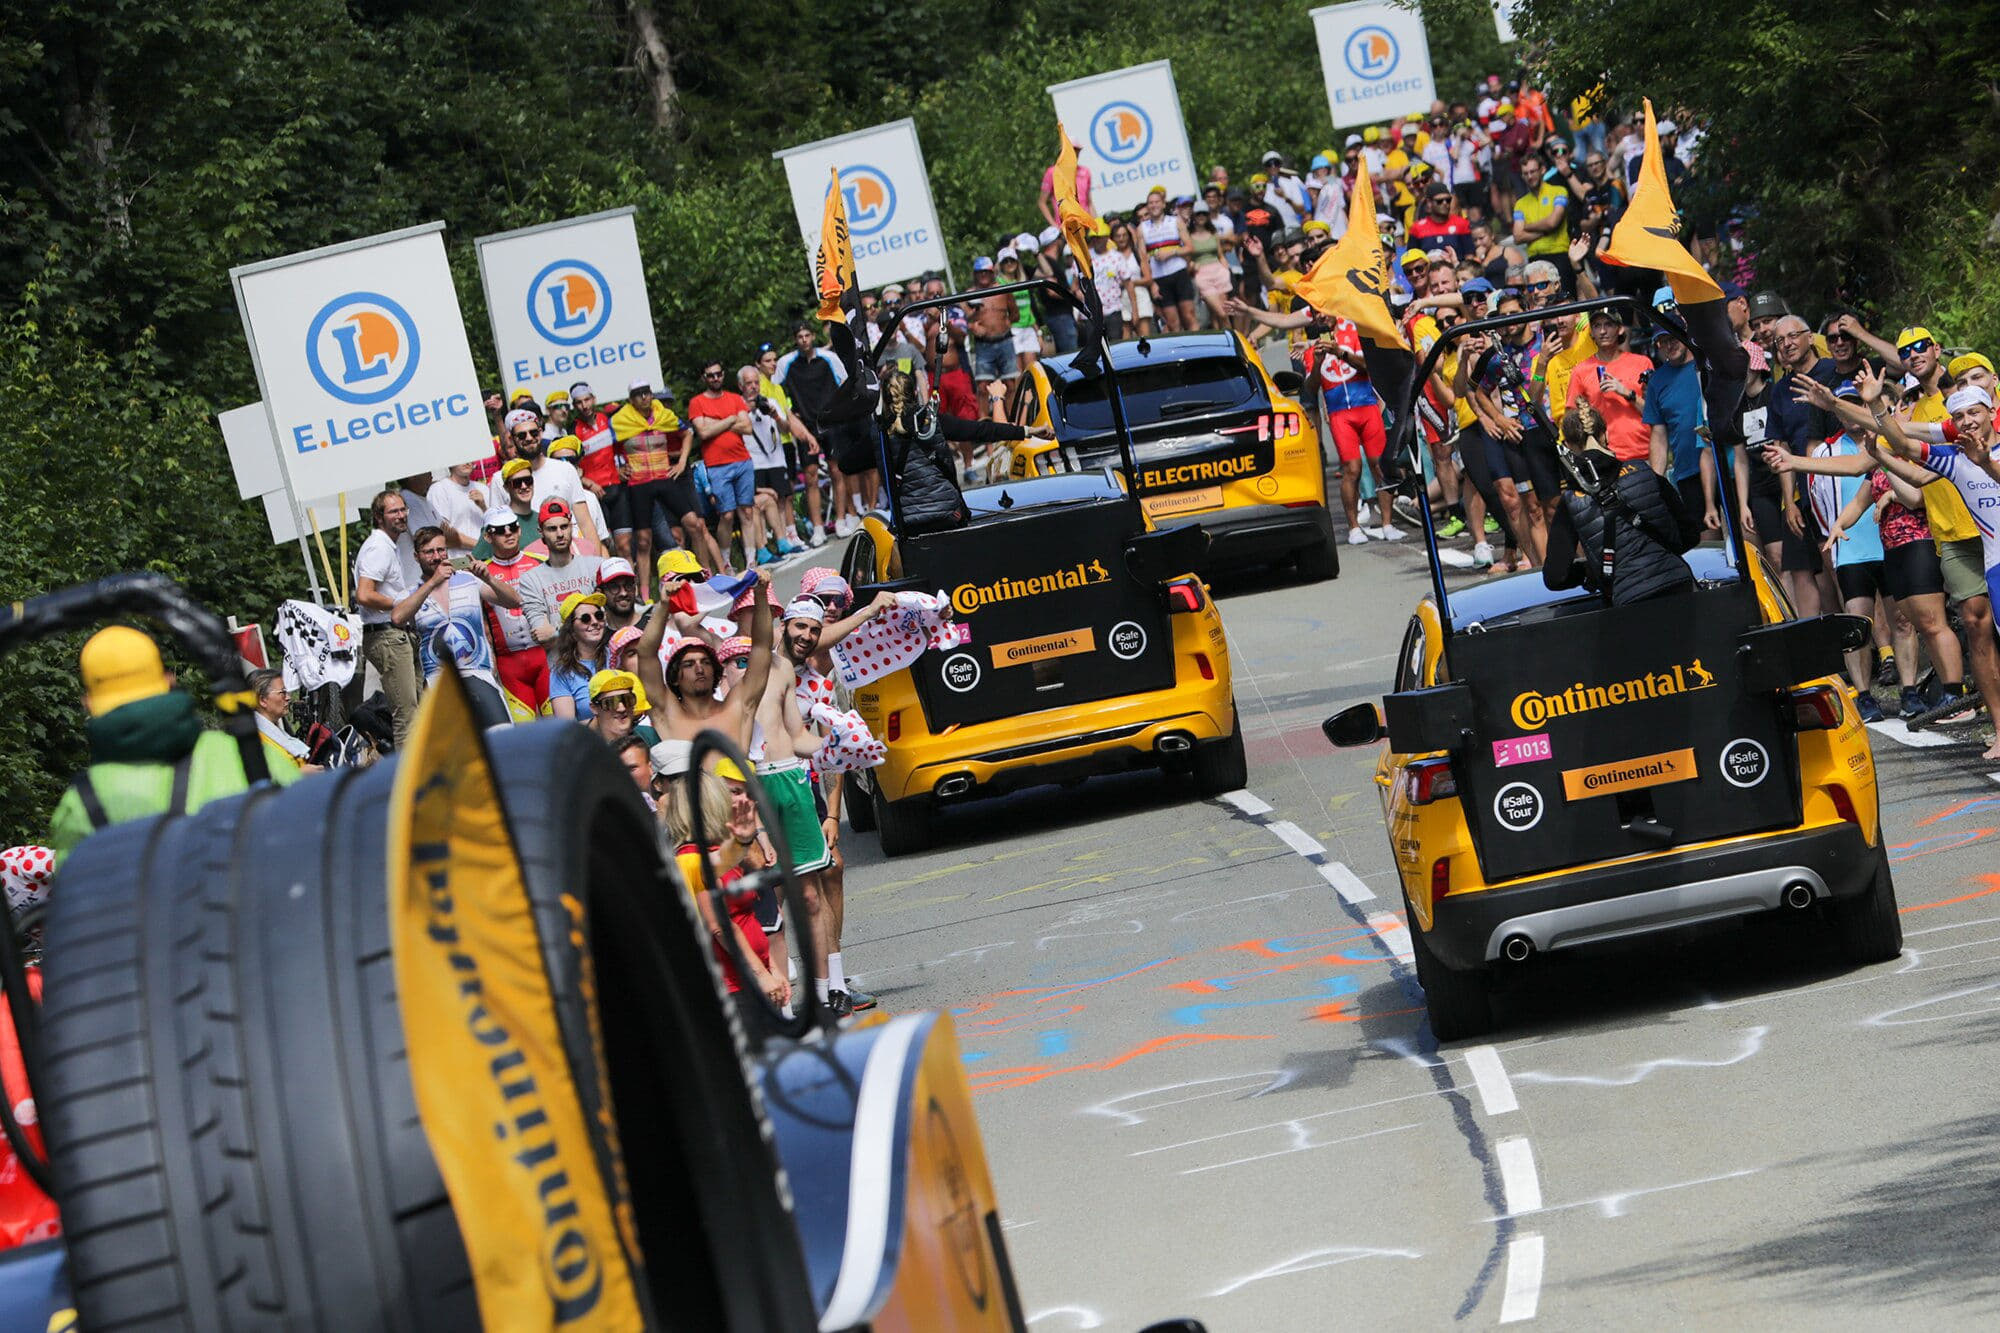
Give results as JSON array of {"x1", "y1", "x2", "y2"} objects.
[
  {"x1": 1383, "y1": 682, "x2": 1474, "y2": 753},
  {"x1": 1125, "y1": 522, "x2": 1210, "y2": 584},
  {"x1": 1322, "y1": 702, "x2": 1387, "y2": 748},
  {"x1": 1738, "y1": 613, "x2": 1872, "y2": 693},
  {"x1": 1271, "y1": 369, "x2": 1305, "y2": 399}
]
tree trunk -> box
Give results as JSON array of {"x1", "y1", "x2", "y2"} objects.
[
  {"x1": 627, "y1": 0, "x2": 680, "y2": 134},
  {"x1": 61, "y1": 42, "x2": 131, "y2": 245}
]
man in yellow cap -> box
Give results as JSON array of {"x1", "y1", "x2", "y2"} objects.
[{"x1": 49, "y1": 627, "x2": 297, "y2": 862}]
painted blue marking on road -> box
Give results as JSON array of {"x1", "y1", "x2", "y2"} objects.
[
  {"x1": 961, "y1": 1050, "x2": 992, "y2": 1064},
  {"x1": 1169, "y1": 975, "x2": 1359, "y2": 1027},
  {"x1": 1037, "y1": 1030, "x2": 1072, "y2": 1057}
]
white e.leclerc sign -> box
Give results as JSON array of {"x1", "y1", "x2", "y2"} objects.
[
  {"x1": 775, "y1": 119, "x2": 949, "y2": 291},
  {"x1": 1048, "y1": 61, "x2": 1198, "y2": 216},
  {"x1": 231, "y1": 222, "x2": 487, "y2": 502},
  {"x1": 1312, "y1": 1, "x2": 1438, "y2": 129},
  {"x1": 474, "y1": 208, "x2": 664, "y2": 405}
]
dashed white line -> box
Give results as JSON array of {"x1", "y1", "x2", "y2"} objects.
[
  {"x1": 1867, "y1": 719, "x2": 1957, "y2": 749},
  {"x1": 1267, "y1": 820, "x2": 1326, "y2": 857},
  {"x1": 1220, "y1": 788, "x2": 1274, "y2": 816},
  {"x1": 1496, "y1": 1136, "x2": 1543, "y2": 1215},
  {"x1": 1316, "y1": 861, "x2": 1377, "y2": 904},
  {"x1": 1499, "y1": 1234, "x2": 1545, "y2": 1323},
  {"x1": 1461, "y1": 1045, "x2": 1519, "y2": 1116},
  {"x1": 1366, "y1": 911, "x2": 1414, "y2": 961}
]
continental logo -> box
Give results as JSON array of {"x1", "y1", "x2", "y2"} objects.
[
  {"x1": 1140, "y1": 453, "x2": 1260, "y2": 490},
  {"x1": 1510, "y1": 659, "x2": 1717, "y2": 730},
  {"x1": 951, "y1": 559, "x2": 1109, "y2": 615}
]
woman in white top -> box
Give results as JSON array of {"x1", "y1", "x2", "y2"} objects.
[
  {"x1": 1137, "y1": 187, "x2": 1195, "y2": 333},
  {"x1": 1110, "y1": 218, "x2": 1153, "y2": 335}
]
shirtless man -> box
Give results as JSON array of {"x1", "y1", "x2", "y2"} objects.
[
  {"x1": 636, "y1": 568, "x2": 773, "y2": 768},
  {"x1": 758, "y1": 591, "x2": 897, "y2": 1014},
  {"x1": 967, "y1": 260, "x2": 1021, "y2": 407}
]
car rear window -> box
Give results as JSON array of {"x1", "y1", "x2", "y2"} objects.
[{"x1": 1052, "y1": 355, "x2": 1264, "y2": 433}]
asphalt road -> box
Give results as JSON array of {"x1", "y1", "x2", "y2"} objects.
[{"x1": 826, "y1": 529, "x2": 2000, "y2": 1330}]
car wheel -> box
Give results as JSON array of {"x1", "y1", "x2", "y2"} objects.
[
  {"x1": 1193, "y1": 709, "x2": 1249, "y2": 796},
  {"x1": 1828, "y1": 850, "x2": 1902, "y2": 965},
  {"x1": 1408, "y1": 897, "x2": 1495, "y2": 1042},
  {"x1": 1296, "y1": 529, "x2": 1341, "y2": 582},
  {"x1": 872, "y1": 782, "x2": 933, "y2": 857},
  {"x1": 843, "y1": 770, "x2": 877, "y2": 833}
]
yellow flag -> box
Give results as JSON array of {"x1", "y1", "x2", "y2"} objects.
[
  {"x1": 388, "y1": 666, "x2": 648, "y2": 1331},
  {"x1": 1052, "y1": 123, "x2": 1102, "y2": 279},
  {"x1": 1602, "y1": 99, "x2": 1723, "y2": 305},
  {"x1": 1291, "y1": 154, "x2": 1409, "y2": 350},
  {"x1": 816, "y1": 168, "x2": 857, "y2": 323}
]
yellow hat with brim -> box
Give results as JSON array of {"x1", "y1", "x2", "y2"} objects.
[
  {"x1": 1363, "y1": 126, "x2": 1383, "y2": 143},
  {"x1": 544, "y1": 389, "x2": 571, "y2": 406},
  {"x1": 509, "y1": 389, "x2": 537, "y2": 405},
  {"x1": 546, "y1": 433, "x2": 581, "y2": 458},
  {"x1": 499, "y1": 457, "x2": 532, "y2": 480},
  {"x1": 712, "y1": 757, "x2": 747, "y2": 783},
  {"x1": 1896, "y1": 326, "x2": 1935, "y2": 349},
  {"x1": 80, "y1": 626, "x2": 171, "y2": 717},
  {"x1": 587, "y1": 668, "x2": 641, "y2": 701},
  {"x1": 657, "y1": 549, "x2": 703, "y2": 577},
  {"x1": 1302, "y1": 220, "x2": 1332, "y2": 236},
  {"x1": 1948, "y1": 351, "x2": 1993, "y2": 379},
  {"x1": 559, "y1": 591, "x2": 607, "y2": 622}
]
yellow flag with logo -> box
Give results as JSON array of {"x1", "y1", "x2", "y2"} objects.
[
  {"x1": 1291, "y1": 155, "x2": 1410, "y2": 350},
  {"x1": 816, "y1": 167, "x2": 857, "y2": 324},
  {"x1": 1052, "y1": 123, "x2": 1101, "y2": 279},
  {"x1": 388, "y1": 666, "x2": 648, "y2": 1331},
  {"x1": 1602, "y1": 99, "x2": 1723, "y2": 305}
]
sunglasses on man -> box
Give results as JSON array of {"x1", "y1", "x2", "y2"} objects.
[
  {"x1": 506, "y1": 475, "x2": 534, "y2": 488},
  {"x1": 484, "y1": 520, "x2": 520, "y2": 534},
  {"x1": 1901, "y1": 339, "x2": 1935, "y2": 356}
]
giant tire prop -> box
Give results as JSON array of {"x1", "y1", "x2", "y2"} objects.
[{"x1": 40, "y1": 721, "x2": 818, "y2": 1330}]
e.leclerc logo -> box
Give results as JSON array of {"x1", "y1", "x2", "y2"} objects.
[
  {"x1": 830, "y1": 163, "x2": 930, "y2": 261},
  {"x1": 1330, "y1": 22, "x2": 1425, "y2": 111},
  {"x1": 293, "y1": 290, "x2": 469, "y2": 454},
  {"x1": 1087, "y1": 99, "x2": 1183, "y2": 192},
  {"x1": 511, "y1": 257, "x2": 649, "y2": 388}
]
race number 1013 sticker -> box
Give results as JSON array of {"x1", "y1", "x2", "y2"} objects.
[{"x1": 1493, "y1": 733, "x2": 1551, "y2": 767}]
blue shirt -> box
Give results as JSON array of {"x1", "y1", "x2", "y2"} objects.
[
  {"x1": 548, "y1": 655, "x2": 603, "y2": 718},
  {"x1": 1642, "y1": 359, "x2": 1706, "y2": 482},
  {"x1": 410, "y1": 572, "x2": 496, "y2": 681},
  {"x1": 1814, "y1": 435, "x2": 1883, "y2": 567}
]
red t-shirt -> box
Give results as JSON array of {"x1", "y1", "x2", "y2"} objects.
[
  {"x1": 938, "y1": 366, "x2": 978, "y2": 420},
  {"x1": 1573, "y1": 351, "x2": 1656, "y2": 460},
  {"x1": 572, "y1": 410, "x2": 621, "y2": 488},
  {"x1": 687, "y1": 391, "x2": 752, "y2": 467},
  {"x1": 1409, "y1": 214, "x2": 1471, "y2": 260},
  {"x1": 675, "y1": 844, "x2": 769, "y2": 993}
]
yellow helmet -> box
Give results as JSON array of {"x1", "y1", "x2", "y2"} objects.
[{"x1": 80, "y1": 626, "x2": 171, "y2": 717}]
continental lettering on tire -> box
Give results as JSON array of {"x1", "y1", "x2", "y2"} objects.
[
  {"x1": 388, "y1": 667, "x2": 646, "y2": 1328},
  {"x1": 951, "y1": 560, "x2": 1110, "y2": 615}
]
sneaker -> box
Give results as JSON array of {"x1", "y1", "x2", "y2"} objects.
[
  {"x1": 1471, "y1": 541, "x2": 1495, "y2": 568},
  {"x1": 1899, "y1": 686, "x2": 1926, "y2": 720},
  {"x1": 826, "y1": 990, "x2": 854, "y2": 1018},
  {"x1": 756, "y1": 548, "x2": 779, "y2": 566},
  {"x1": 1909, "y1": 684, "x2": 1982, "y2": 731},
  {"x1": 1873, "y1": 654, "x2": 1898, "y2": 688},
  {"x1": 1375, "y1": 524, "x2": 1407, "y2": 541},
  {"x1": 808, "y1": 525, "x2": 829, "y2": 547},
  {"x1": 845, "y1": 986, "x2": 878, "y2": 1012},
  {"x1": 1484, "y1": 516, "x2": 1501, "y2": 535},
  {"x1": 1393, "y1": 495, "x2": 1425, "y2": 527},
  {"x1": 776, "y1": 539, "x2": 803, "y2": 555},
  {"x1": 1348, "y1": 527, "x2": 1371, "y2": 546},
  {"x1": 1855, "y1": 692, "x2": 1886, "y2": 723},
  {"x1": 1437, "y1": 515, "x2": 1467, "y2": 538}
]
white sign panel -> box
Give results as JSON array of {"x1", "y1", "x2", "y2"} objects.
[
  {"x1": 775, "y1": 119, "x2": 949, "y2": 291},
  {"x1": 475, "y1": 208, "x2": 664, "y2": 405},
  {"x1": 219, "y1": 402, "x2": 283, "y2": 500},
  {"x1": 1491, "y1": 0, "x2": 1520, "y2": 42},
  {"x1": 1312, "y1": 2, "x2": 1438, "y2": 129},
  {"x1": 231, "y1": 223, "x2": 487, "y2": 502},
  {"x1": 1048, "y1": 61, "x2": 1198, "y2": 216}
]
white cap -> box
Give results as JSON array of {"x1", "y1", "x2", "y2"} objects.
[
  {"x1": 783, "y1": 597, "x2": 826, "y2": 623},
  {"x1": 997, "y1": 245, "x2": 1018, "y2": 264},
  {"x1": 503, "y1": 408, "x2": 538, "y2": 430},
  {"x1": 481, "y1": 506, "x2": 518, "y2": 528},
  {"x1": 1261, "y1": 149, "x2": 1282, "y2": 162},
  {"x1": 1344, "y1": 133, "x2": 1364, "y2": 147},
  {"x1": 1658, "y1": 118, "x2": 1679, "y2": 134},
  {"x1": 629, "y1": 377, "x2": 652, "y2": 392},
  {"x1": 1014, "y1": 232, "x2": 1038, "y2": 253},
  {"x1": 1946, "y1": 385, "x2": 1993, "y2": 413},
  {"x1": 1038, "y1": 224, "x2": 1061, "y2": 246},
  {"x1": 650, "y1": 737, "x2": 692, "y2": 777}
]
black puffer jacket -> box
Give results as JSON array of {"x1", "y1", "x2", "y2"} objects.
[
  {"x1": 1544, "y1": 457, "x2": 1700, "y2": 606},
  {"x1": 886, "y1": 409, "x2": 1027, "y2": 535}
]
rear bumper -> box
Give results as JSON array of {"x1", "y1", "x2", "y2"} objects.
[
  {"x1": 1426, "y1": 823, "x2": 1879, "y2": 971},
  {"x1": 1185, "y1": 503, "x2": 1334, "y2": 565}
]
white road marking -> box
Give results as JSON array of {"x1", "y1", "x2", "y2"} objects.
[
  {"x1": 1026, "y1": 1307, "x2": 1104, "y2": 1328},
  {"x1": 1462, "y1": 1045, "x2": 1519, "y2": 1116},
  {"x1": 1496, "y1": 1136, "x2": 1542, "y2": 1215},
  {"x1": 1367, "y1": 911, "x2": 1414, "y2": 961},
  {"x1": 1220, "y1": 788, "x2": 1274, "y2": 816},
  {"x1": 1990, "y1": 771, "x2": 2000, "y2": 786},
  {"x1": 1317, "y1": 860, "x2": 1377, "y2": 904},
  {"x1": 1499, "y1": 1233, "x2": 1544, "y2": 1323},
  {"x1": 1868, "y1": 718, "x2": 1957, "y2": 748},
  {"x1": 1179, "y1": 1120, "x2": 1420, "y2": 1176},
  {"x1": 1267, "y1": 820, "x2": 1326, "y2": 856},
  {"x1": 1208, "y1": 1245, "x2": 1423, "y2": 1298},
  {"x1": 1493, "y1": 1167, "x2": 1764, "y2": 1223},
  {"x1": 1511, "y1": 1026, "x2": 1767, "y2": 1088}
]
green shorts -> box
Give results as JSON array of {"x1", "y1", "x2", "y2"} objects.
[
  {"x1": 1939, "y1": 537, "x2": 1990, "y2": 606},
  {"x1": 755, "y1": 758, "x2": 831, "y2": 874}
]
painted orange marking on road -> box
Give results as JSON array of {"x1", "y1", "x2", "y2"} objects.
[
  {"x1": 1899, "y1": 873, "x2": 2000, "y2": 914},
  {"x1": 1310, "y1": 1001, "x2": 1425, "y2": 1023},
  {"x1": 968, "y1": 1033, "x2": 1274, "y2": 1094}
]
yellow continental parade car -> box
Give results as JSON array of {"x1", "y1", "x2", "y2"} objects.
[
  {"x1": 1013, "y1": 331, "x2": 1341, "y2": 581},
  {"x1": 839, "y1": 470, "x2": 1242, "y2": 856},
  {"x1": 1325, "y1": 546, "x2": 1897, "y2": 1040}
]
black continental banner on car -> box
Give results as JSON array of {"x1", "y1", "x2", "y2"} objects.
[
  {"x1": 1453, "y1": 582, "x2": 1799, "y2": 882},
  {"x1": 909, "y1": 496, "x2": 1174, "y2": 728},
  {"x1": 387, "y1": 665, "x2": 648, "y2": 1331}
]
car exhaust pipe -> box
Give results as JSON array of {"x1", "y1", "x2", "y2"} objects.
[
  {"x1": 1501, "y1": 935, "x2": 1534, "y2": 963},
  {"x1": 1156, "y1": 732, "x2": 1194, "y2": 755},
  {"x1": 1783, "y1": 881, "x2": 1816, "y2": 910},
  {"x1": 934, "y1": 773, "x2": 975, "y2": 799}
]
